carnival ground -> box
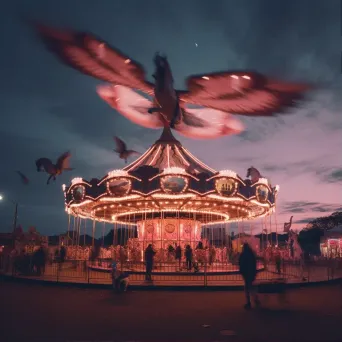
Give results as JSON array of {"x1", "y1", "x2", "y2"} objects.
[{"x1": 1, "y1": 278, "x2": 342, "y2": 342}]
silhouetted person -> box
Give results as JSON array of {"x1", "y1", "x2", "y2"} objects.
[
  {"x1": 195, "y1": 241, "x2": 203, "y2": 250},
  {"x1": 34, "y1": 247, "x2": 46, "y2": 276},
  {"x1": 60, "y1": 246, "x2": 66, "y2": 262},
  {"x1": 167, "y1": 244, "x2": 175, "y2": 260},
  {"x1": 54, "y1": 248, "x2": 59, "y2": 261},
  {"x1": 185, "y1": 245, "x2": 193, "y2": 271},
  {"x1": 300, "y1": 251, "x2": 310, "y2": 281},
  {"x1": 175, "y1": 245, "x2": 182, "y2": 270},
  {"x1": 209, "y1": 246, "x2": 216, "y2": 266},
  {"x1": 59, "y1": 245, "x2": 66, "y2": 270},
  {"x1": 111, "y1": 262, "x2": 129, "y2": 292},
  {"x1": 145, "y1": 244, "x2": 156, "y2": 281},
  {"x1": 239, "y1": 243, "x2": 260, "y2": 309},
  {"x1": 275, "y1": 251, "x2": 282, "y2": 275}
]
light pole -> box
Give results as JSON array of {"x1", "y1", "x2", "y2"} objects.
[{"x1": 0, "y1": 195, "x2": 19, "y2": 246}]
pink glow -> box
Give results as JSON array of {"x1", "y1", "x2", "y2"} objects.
[{"x1": 179, "y1": 92, "x2": 342, "y2": 233}]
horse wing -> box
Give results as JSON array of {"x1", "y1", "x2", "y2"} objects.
[
  {"x1": 56, "y1": 151, "x2": 72, "y2": 171},
  {"x1": 35, "y1": 158, "x2": 56, "y2": 174}
]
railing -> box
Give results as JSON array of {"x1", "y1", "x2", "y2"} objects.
[{"x1": 1, "y1": 255, "x2": 342, "y2": 287}]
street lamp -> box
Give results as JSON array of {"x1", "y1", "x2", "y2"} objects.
[{"x1": 0, "y1": 194, "x2": 19, "y2": 235}]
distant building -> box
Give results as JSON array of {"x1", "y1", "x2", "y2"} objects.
[{"x1": 320, "y1": 225, "x2": 342, "y2": 258}]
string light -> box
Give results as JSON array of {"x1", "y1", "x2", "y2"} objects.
[
  {"x1": 71, "y1": 177, "x2": 83, "y2": 184},
  {"x1": 67, "y1": 199, "x2": 93, "y2": 208},
  {"x1": 124, "y1": 146, "x2": 154, "y2": 172},
  {"x1": 174, "y1": 145, "x2": 190, "y2": 166},
  {"x1": 163, "y1": 167, "x2": 186, "y2": 175},
  {"x1": 256, "y1": 178, "x2": 269, "y2": 185},
  {"x1": 167, "y1": 144, "x2": 171, "y2": 168},
  {"x1": 148, "y1": 145, "x2": 161, "y2": 166},
  {"x1": 66, "y1": 178, "x2": 92, "y2": 194},
  {"x1": 208, "y1": 194, "x2": 244, "y2": 202},
  {"x1": 180, "y1": 146, "x2": 216, "y2": 174},
  {"x1": 112, "y1": 208, "x2": 230, "y2": 222},
  {"x1": 152, "y1": 193, "x2": 195, "y2": 199},
  {"x1": 149, "y1": 167, "x2": 199, "y2": 182},
  {"x1": 212, "y1": 170, "x2": 237, "y2": 179}
]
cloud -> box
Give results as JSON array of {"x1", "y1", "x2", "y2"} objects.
[
  {"x1": 322, "y1": 169, "x2": 342, "y2": 183},
  {"x1": 295, "y1": 218, "x2": 317, "y2": 224},
  {"x1": 282, "y1": 201, "x2": 342, "y2": 215}
]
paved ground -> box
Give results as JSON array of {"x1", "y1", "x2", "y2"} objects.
[{"x1": 1, "y1": 278, "x2": 342, "y2": 342}]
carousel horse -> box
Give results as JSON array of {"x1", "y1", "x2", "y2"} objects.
[
  {"x1": 288, "y1": 229, "x2": 302, "y2": 259},
  {"x1": 247, "y1": 166, "x2": 263, "y2": 183},
  {"x1": 284, "y1": 216, "x2": 293, "y2": 232},
  {"x1": 247, "y1": 166, "x2": 274, "y2": 189}
]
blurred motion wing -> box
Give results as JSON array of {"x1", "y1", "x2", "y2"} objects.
[
  {"x1": 179, "y1": 71, "x2": 310, "y2": 116},
  {"x1": 34, "y1": 23, "x2": 154, "y2": 94},
  {"x1": 114, "y1": 136, "x2": 127, "y2": 153},
  {"x1": 56, "y1": 151, "x2": 72, "y2": 171},
  {"x1": 175, "y1": 107, "x2": 244, "y2": 139},
  {"x1": 16, "y1": 171, "x2": 29, "y2": 185},
  {"x1": 99, "y1": 85, "x2": 164, "y2": 129},
  {"x1": 126, "y1": 150, "x2": 141, "y2": 157},
  {"x1": 35, "y1": 157, "x2": 55, "y2": 174}
]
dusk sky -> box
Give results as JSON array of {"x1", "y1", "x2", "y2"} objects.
[{"x1": 0, "y1": 0, "x2": 341, "y2": 237}]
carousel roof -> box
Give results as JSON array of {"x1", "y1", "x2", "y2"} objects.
[
  {"x1": 63, "y1": 128, "x2": 279, "y2": 225},
  {"x1": 123, "y1": 127, "x2": 216, "y2": 175}
]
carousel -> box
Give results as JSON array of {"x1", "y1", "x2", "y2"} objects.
[{"x1": 62, "y1": 127, "x2": 279, "y2": 274}]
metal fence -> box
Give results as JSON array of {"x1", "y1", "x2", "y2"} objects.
[{"x1": 1, "y1": 255, "x2": 342, "y2": 287}]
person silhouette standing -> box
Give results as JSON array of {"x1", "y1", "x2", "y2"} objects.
[
  {"x1": 239, "y1": 243, "x2": 260, "y2": 309},
  {"x1": 175, "y1": 244, "x2": 182, "y2": 270},
  {"x1": 185, "y1": 245, "x2": 193, "y2": 271},
  {"x1": 145, "y1": 244, "x2": 156, "y2": 281}
]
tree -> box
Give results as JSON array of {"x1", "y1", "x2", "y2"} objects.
[
  {"x1": 298, "y1": 211, "x2": 342, "y2": 255},
  {"x1": 303, "y1": 211, "x2": 342, "y2": 231}
]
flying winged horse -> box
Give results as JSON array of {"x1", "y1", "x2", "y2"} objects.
[
  {"x1": 113, "y1": 136, "x2": 140, "y2": 163},
  {"x1": 36, "y1": 151, "x2": 73, "y2": 184},
  {"x1": 33, "y1": 23, "x2": 310, "y2": 140}
]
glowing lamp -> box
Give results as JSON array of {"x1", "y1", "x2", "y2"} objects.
[{"x1": 71, "y1": 177, "x2": 83, "y2": 185}]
